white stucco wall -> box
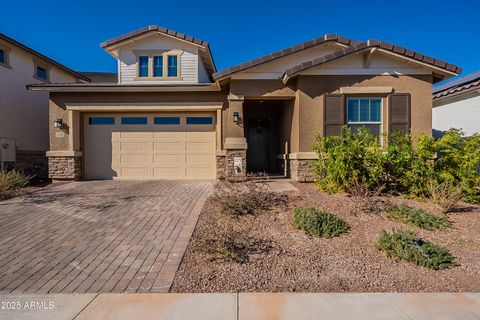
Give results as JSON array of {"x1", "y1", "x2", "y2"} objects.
[
  {"x1": 432, "y1": 92, "x2": 480, "y2": 136},
  {"x1": 0, "y1": 41, "x2": 77, "y2": 152}
]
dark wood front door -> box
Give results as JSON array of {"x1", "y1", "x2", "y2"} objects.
[{"x1": 247, "y1": 119, "x2": 270, "y2": 172}]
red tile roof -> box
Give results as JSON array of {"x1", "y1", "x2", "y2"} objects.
[
  {"x1": 213, "y1": 34, "x2": 360, "y2": 81},
  {"x1": 282, "y1": 40, "x2": 461, "y2": 83}
]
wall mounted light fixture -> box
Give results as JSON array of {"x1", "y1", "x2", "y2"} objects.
[
  {"x1": 54, "y1": 118, "x2": 63, "y2": 128},
  {"x1": 233, "y1": 112, "x2": 239, "y2": 124}
]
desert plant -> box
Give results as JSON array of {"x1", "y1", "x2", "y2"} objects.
[
  {"x1": 347, "y1": 178, "x2": 385, "y2": 215},
  {"x1": 212, "y1": 180, "x2": 277, "y2": 217},
  {"x1": 427, "y1": 179, "x2": 463, "y2": 214},
  {"x1": 377, "y1": 229, "x2": 454, "y2": 270},
  {"x1": 194, "y1": 231, "x2": 272, "y2": 264},
  {"x1": 292, "y1": 207, "x2": 349, "y2": 237},
  {"x1": 0, "y1": 170, "x2": 31, "y2": 200},
  {"x1": 387, "y1": 204, "x2": 451, "y2": 230}
]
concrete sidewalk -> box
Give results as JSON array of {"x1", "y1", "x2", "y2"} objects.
[{"x1": 0, "y1": 292, "x2": 479, "y2": 319}]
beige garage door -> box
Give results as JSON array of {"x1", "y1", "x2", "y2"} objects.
[{"x1": 84, "y1": 113, "x2": 216, "y2": 180}]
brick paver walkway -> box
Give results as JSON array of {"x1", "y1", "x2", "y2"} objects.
[{"x1": 0, "y1": 180, "x2": 212, "y2": 293}]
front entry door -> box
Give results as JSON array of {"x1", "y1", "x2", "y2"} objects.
[{"x1": 247, "y1": 119, "x2": 270, "y2": 173}]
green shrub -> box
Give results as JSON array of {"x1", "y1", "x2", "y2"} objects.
[
  {"x1": 0, "y1": 170, "x2": 31, "y2": 200},
  {"x1": 292, "y1": 207, "x2": 349, "y2": 237},
  {"x1": 377, "y1": 229, "x2": 454, "y2": 270},
  {"x1": 432, "y1": 130, "x2": 480, "y2": 203},
  {"x1": 387, "y1": 204, "x2": 451, "y2": 230},
  {"x1": 312, "y1": 127, "x2": 385, "y2": 193},
  {"x1": 311, "y1": 127, "x2": 480, "y2": 203}
]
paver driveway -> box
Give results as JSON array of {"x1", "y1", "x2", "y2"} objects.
[{"x1": 0, "y1": 180, "x2": 212, "y2": 293}]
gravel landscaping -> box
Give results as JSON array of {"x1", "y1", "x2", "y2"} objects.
[{"x1": 171, "y1": 182, "x2": 480, "y2": 292}]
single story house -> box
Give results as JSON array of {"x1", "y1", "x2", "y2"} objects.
[
  {"x1": 433, "y1": 71, "x2": 480, "y2": 137},
  {"x1": 28, "y1": 25, "x2": 461, "y2": 181},
  {"x1": 0, "y1": 33, "x2": 89, "y2": 176}
]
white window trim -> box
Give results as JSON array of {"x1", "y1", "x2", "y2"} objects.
[
  {"x1": 33, "y1": 60, "x2": 50, "y2": 82},
  {"x1": 346, "y1": 97, "x2": 383, "y2": 133},
  {"x1": 135, "y1": 49, "x2": 183, "y2": 80},
  {"x1": 0, "y1": 44, "x2": 11, "y2": 69}
]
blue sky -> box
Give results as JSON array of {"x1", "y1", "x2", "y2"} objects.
[{"x1": 1, "y1": 0, "x2": 479, "y2": 81}]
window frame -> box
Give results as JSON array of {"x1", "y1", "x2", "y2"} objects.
[
  {"x1": 121, "y1": 117, "x2": 148, "y2": 125},
  {"x1": 186, "y1": 116, "x2": 214, "y2": 125},
  {"x1": 33, "y1": 61, "x2": 50, "y2": 82},
  {"x1": 0, "y1": 44, "x2": 11, "y2": 69},
  {"x1": 346, "y1": 97, "x2": 383, "y2": 134},
  {"x1": 135, "y1": 49, "x2": 183, "y2": 80},
  {"x1": 154, "y1": 116, "x2": 181, "y2": 125},
  {"x1": 88, "y1": 117, "x2": 115, "y2": 125},
  {"x1": 138, "y1": 56, "x2": 149, "y2": 78}
]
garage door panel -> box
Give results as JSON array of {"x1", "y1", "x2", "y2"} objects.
[
  {"x1": 185, "y1": 167, "x2": 215, "y2": 178},
  {"x1": 153, "y1": 142, "x2": 183, "y2": 152},
  {"x1": 120, "y1": 131, "x2": 154, "y2": 138},
  {"x1": 119, "y1": 142, "x2": 150, "y2": 152},
  {"x1": 185, "y1": 154, "x2": 213, "y2": 164},
  {"x1": 120, "y1": 154, "x2": 153, "y2": 165},
  {"x1": 153, "y1": 167, "x2": 183, "y2": 178},
  {"x1": 185, "y1": 131, "x2": 213, "y2": 139},
  {"x1": 153, "y1": 131, "x2": 186, "y2": 139},
  {"x1": 154, "y1": 154, "x2": 183, "y2": 164},
  {"x1": 84, "y1": 112, "x2": 216, "y2": 180},
  {"x1": 185, "y1": 142, "x2": 214, "y2": 153}
]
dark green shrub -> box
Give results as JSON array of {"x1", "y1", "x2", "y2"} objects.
[
  {"x1": 387, "y1": 204, "x2": 451, "y2": 230},
  {"x1": 377, "y1": 230, "x2": 454, "y2": 270},
  {"x1": 292, "y1": 207, "x2": 349, "y2": 237},
  {"x1": 0, "y1": 170, "x2": 31, "y2": 200}
]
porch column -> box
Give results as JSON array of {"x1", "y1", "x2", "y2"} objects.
[{"x1": 219, "y1": 94, "x2": 247, "y2": 180}]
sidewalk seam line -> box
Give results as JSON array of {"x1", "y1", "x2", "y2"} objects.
[
  {"x1": 387, "y1": 294, "x2": 415, "y2": 320},
  {"x1": 72, "y1": 293, "x2": 100, "y2": 320},
  {"x1": 237, "y1": 292, "x2": 239, "y2": 320}
]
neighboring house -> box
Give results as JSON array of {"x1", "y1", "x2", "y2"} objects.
[
  {"x1": 27, "y1": 25, "x2": 460, "y2": 182},
  {"x1": 432, "y1": 71, "x2": 480, "y2": 137},
  {"x1": 0, "y1": 33, "x2": 89, "y2": 176}
]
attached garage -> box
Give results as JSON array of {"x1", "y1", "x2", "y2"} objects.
[{"x1": 83, "y1": 113, "x2": 216, "y2": 180}]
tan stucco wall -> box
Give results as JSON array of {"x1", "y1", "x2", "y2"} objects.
[
  {"x1": 49, "y1": 74, "x2": 432, "y2": 156},
  {"x1": 295, "y1": 75, "x2": 433, "y2": 152},
  {"x1": 229, "y1": 80, "x2": 296, "y2": 99}
]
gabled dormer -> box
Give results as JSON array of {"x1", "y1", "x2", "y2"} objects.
[{"x1": 101, "y1": 25, "x2": 216, "y2": 85}]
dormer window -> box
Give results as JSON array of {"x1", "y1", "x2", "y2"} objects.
[
  {"x1": 138, "y1": 56, "x2": 149, "y2": 77},
  {"x1": 153, "y1": 56, "x2": 163, "y2": 77},
  {"x1": 135, "y1": 50, "x2": 182, "y2": 80},
  {"x1": 167, "y1": 56, "x2": 178, "y2": 77}
]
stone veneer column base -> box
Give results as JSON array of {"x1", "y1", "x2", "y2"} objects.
[
  {"x1": 289, "y1": 159, "x2": 315, "y2": 182},
  {"x1": 287, "y1": 152, "x2": 317, "y2": 182},
  {"x1": 217, "y1": 137, "x2": 248, "y2": 181},
  {"x1": 47, "y1": 152, "x2": 82, "y2": 181}
]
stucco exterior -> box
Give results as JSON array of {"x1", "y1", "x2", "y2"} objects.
[
  {"x1": 0, "y1": 35, "x2": 84, "y2": 176},
  {"x1": 433, "y1": 89, "x2": 480, "y2": 136},
  {"x1": 27, "y1": 27, "x2": 458, "y2": 181}
]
